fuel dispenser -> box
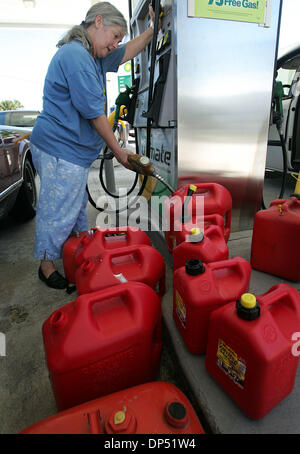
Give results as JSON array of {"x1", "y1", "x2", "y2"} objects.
[{"x1": 127, "y1": 0, "x2": 282, "y2": 232}]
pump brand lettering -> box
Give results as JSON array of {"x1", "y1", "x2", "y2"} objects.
[
  {"x1": 150, "y1": 145, "x2": 171, "y2": 167},
  {"x1": 208, "y1": 0, "x2": 259, "y2": 8}
]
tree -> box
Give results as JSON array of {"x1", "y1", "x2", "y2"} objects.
[{"x1": 0, "y1": 100, "x2": 24, "y2": 111}]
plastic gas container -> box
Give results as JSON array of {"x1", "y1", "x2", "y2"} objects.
[
  {"x1": 251, "y1": 197, "x2": 300, "y2": 281},
  {"x1": 76, "y1": 244, "x2": 166, "y2": 297},
  {"x1": 62, "y1": 231, "x2": 88, "y2": 284},
  {"x1": 173, "y1": 225, "x2": 229, "y2": 272},
  {"x1": 20, "y1": 381, "x2": 205, "y2": 434},
  {"x1": 205, "y1": 283, "x2": 300, "y2": 419},
  {"x1": 173, "y1": 257, "x2": 251, "y2": 354},
  {"x1": 165, "y1": 213, "x2": 225, "y2": 253},
  {"x1": 75, "y1": 226, "x2": 151, "y2": 269},
  {"x1": 165, "y1": 183, "x2": 232, "y2": 250},
  {"x1": 42, "y1": 282, "x2": 162, "y2": 411}
]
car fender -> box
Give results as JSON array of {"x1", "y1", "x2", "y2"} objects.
[{"x1": 19, "y1": 138, "x2": 34, "y2": 181}]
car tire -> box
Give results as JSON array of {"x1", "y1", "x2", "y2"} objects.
[{"x1": 10, "y1": 158, "x2": 37, "y2": 221}]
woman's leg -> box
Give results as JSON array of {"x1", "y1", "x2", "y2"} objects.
[{"x1": 31, "y1": 144, "x2": 89, "y2": 285}]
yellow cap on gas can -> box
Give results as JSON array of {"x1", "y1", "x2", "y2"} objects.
[
  {"x1": 114, "y1": 409, "x2": 126, "y2": 425},
  {"x1": 240, "y1": 293, "x2": 257, "y2": 309},
  {"x1": 189, "y1": 184, "x2": 197, "y2": 192}
]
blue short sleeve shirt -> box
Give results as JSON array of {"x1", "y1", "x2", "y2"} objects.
[{"x1": 30, "y1": 41, "x2": 126, "y2": 168}]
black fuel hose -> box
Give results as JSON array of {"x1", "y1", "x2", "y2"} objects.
[{"x1": 278, "y1": 130, "x2": 288, "y2": 199}]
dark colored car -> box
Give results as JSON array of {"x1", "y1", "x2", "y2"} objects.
[
  {"x1": 0, "y1": 110, "x2": 40, "y2": 128},
  {"x1": 0, "y1": 125, "x2": 37, "y2": 221}
]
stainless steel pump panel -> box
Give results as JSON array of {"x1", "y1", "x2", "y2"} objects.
[{"x1": 130, "y1": 0, "x2": 282, "y2": 232}]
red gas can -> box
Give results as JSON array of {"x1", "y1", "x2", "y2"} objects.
[
  {"x1": 62, "y1": 231, "x2": 88, "y2": 284},
  {"x1": 173, "y1": 257, "x2": 251, "y2": 354},
  {"x1": 251, "y1": 197, "x2": 300, "y2": 281},
  {"x1": 173, "y1": 225, "x2": 229, "y2": 271},
  {"x1": 165, "y1": 213, "x2": 225, "y2": 253},
  {"x1": 75, "y1": 244, "x2": 166, "y2": 297},
  {"x1": 75, "y1": 226, "x2": 151, "y2": 270},
  {"x1": 205, "y1": 284, "x2": 300, "y2": 419},
  {"x1": 165, "y1": 183, "x2": 232, "y2": 249},
  {"x1": 20, "y1": 381, "x2": 205, "y2": 434},
  {"x1": 42, "y1": 282, "x2": 162, "y2": 411}
]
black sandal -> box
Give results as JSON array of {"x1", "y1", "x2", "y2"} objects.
[{"x1": 38, "y1": 267, "x2": 68, "y2": 289}]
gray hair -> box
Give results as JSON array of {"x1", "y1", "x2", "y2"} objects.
[{"x1": 57, "y1": 1, "x2": 128, "y2": 54}]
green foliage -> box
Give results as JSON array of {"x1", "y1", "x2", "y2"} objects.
[{"x1": 0, "y1": 100, "x2": 24, "y2": 111}]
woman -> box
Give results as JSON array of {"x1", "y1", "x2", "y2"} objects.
[{"x1": 31, "y1": 1, "x2": 157, "y2": 289}]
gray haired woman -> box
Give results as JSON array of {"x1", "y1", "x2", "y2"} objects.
[{"x1": 30, "y1": 2, "x2": 158, "y2": 289}]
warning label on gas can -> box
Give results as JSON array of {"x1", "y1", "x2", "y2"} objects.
[
  {"x1": 175, "y1": 290, "x2": 186, "y2": 328},
  {"x1": 217, "y1": 339, "x2": 246, "y2": 388}
]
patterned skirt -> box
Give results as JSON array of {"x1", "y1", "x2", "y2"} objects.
[{"x1": 31, "y1": 143, "x2": 89, "y2": 260}]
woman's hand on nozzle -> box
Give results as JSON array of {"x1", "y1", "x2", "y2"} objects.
[{"x1": 114, "y1": 148, "x2": 135, "y2": 171}]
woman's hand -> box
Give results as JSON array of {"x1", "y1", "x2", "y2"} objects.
[
  {"x1": 114, "y1": 147, "x2": 135, "y2": 171},
  {"x1": 120, "y1": 3, "x2": 163, "y2": 65},
  {"x1": 149, "y1": 3, "x2": 162, "y2": 30}
]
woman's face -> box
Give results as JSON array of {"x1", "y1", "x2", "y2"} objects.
[{"x1": 92, "y1": 18, "x2": 125, "y2": 58}]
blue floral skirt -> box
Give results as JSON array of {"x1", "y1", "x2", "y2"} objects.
[{"x1": 31, "y1": 144, "x2": 89, "y2": 260}]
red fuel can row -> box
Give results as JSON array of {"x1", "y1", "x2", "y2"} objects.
[
  {"x1": 63, "y1": 227, "x2": 151, "y2": 284},
  {"x1": 251, "y1": 197, "x2": 300, "y2": 282},
  {"x1": 173, "y1": 225, "x2": 229, "y2": 272},
  {"x1": 165, "y1": 183, "x2": 232, "y2": 253},
  {"x1": 75, "y1": 244, "x2": 165, "y2": 297},
  {"x1": 173, "y1": 257, "x2": 251, "y2": 354},
  {"x1": 205, "y1": 283, "x2": 300, "y2": 419},
  {"x1": 42, "y1": 282, "x2": 162, "y2": 411},
  {"x1": 20, "y1": 381, "x2": 205, "y2": 434}
]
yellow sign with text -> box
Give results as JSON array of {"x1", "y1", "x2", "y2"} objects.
[{"x1": 188, "y1": 0, "x2": 269, "y2": 25}]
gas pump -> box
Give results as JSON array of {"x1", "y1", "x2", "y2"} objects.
[
  {"x1": 89, "y1": 0, "x2": 282, "y2": 232},
  {"x1": 130, "y1": 0, "x2": 177, "y2": 199},
  {"x1": 128, "y1": 0, "x2": 282, "y2": 232}
]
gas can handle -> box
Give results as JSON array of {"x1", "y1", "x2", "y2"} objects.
[
  {"x1": 259, "y1": 283, "x2": 300, "y2": 313},
  {"x1": 210, "y1": 257, "x2": 249, "y2": 275},
  {"x1": 83, "y1": 284, "x2": 132, "y2": 315},
  {"x1": 270, "y1": 198, "x2": 288, "y2": 207},
  {"x1": 106, "y1": 245, "x2": 144, "y2": 264},
  {"x1": 204, "y1": 224, "x2": 223, "y2": 238},
  {"x1": 287, "y1": 196, "x2": 300, "y2": 210}
]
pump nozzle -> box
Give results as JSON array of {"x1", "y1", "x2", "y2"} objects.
[
  {"x1": 127, "y1": 155, "x2": 174, "y2": 193},
  {"x1": 128, "y1": 155, "x2": 155, "y2": 176},
  {"x1": 114, "y1": 85, "x2": 132, "y2": 127},
  {"x1": 272, "y1": 80, "x2": 284, "y2": 133}
]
